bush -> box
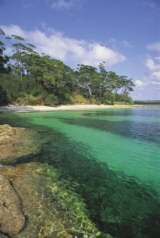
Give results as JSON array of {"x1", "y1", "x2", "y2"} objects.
[
  {"x1": 101, "y1": 91, "x2": 115, "y2": 105},
  {"x1": 115, "y1": 93, "x2": 134, "y2": 104},
  {"x1": 43, "y1": 94, "x2": 59, "y2": 106},
  {"x1": 0, "y1": 73, "x2": 22, "y2": 103},
  {"x1": 0, "y1": 85, "x2": 9, "y2": 105},
  {"x1": 68, "y1": 93, "x2": 90, "y2": 104}
]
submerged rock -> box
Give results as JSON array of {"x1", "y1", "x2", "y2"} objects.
[
  {"x1": 0, "y1": 234, "x2": 8, "y2": 238},
  {"x1": 0, "y1": 124, "x2": 40, "y2": 164},
  {"x1": 0, "y1": 163, "x2": 100, "y2": 238},
  {"x1": 0, "y1": 175, "x2": 25, "y2": 236}
]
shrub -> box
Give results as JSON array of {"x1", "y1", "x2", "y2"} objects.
[
  {"x1": 0, "y1": 85, "x2": 9, "y2": 105},
  {"x1": 43, "y1": 94, "x2": 59, "y2": 106},
  {"x1": 102, "y1": 91, "x2": 115, "y2": 105},
  {"x1": 115, "y1": 93, "x2": 134, "y2": 104},
  {"x1": 69, "y1": 93, "x2": 90, "y2": 104}
]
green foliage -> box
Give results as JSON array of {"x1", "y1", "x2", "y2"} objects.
[
  {"x1": 115, "y1": 93, "x2": 134, "y2": 104},
  {"x1": 101, "y1": 91, "x2": 115, "y2": 105},
  {"x1": 0, "y1": 85, "x2": 9, "y2": 105},
  {"x1": 0, "y1": 30, "x2": 135, "y2": 106},
  {"x1": 69, "y1": 93, "x2": 91, "y2": 104},
  {"x1": 43, "y1": 94, "x2": 59, "y2": 106},
  {"x1": 135, "y1": 100, "x2": 160, "y2": 105},
  {"x1": 0, "y1": 74, "x2": 22, "y2": 103},
  {"x1": 0, "y1": 41, "x2": 9, "y2": 73}
]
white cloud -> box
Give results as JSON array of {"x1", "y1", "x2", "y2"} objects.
[
  {"x1": 151, "y1": 71, "x2": 160, "y2": 81},
  {"x1": 147, "y1": 42, "x2": 160, "y2": 52},
  {"x1": 1, "y1": 24, "x2": 126, "y2": 67},
  {"x1": 135, "y1": 80, "x2": 145, "y2": 87},
  {"x1": 146, "y1": 58, "x2": 160, "y2": 71},
  {"x1": 51, "y1": 0, "x2": 76, "y2": 9},
  {"x1": 2, "y1": 25, "x2": 25, "y2": 38},
  {"x1": 151, "y1": 81, "x2": 160, "y2": 85},
  {"x1": 146, "y1": 56, "x2": 160, "y2": 85}
]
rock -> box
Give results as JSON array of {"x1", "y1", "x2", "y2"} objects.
[
  {"x1": 0, "y1": 233, "x2": 8, "y2": 238},
  {"x1": 0, "y1": 175, "x2": 25, "y2": 236},
  {"x1": 0, "y1": 124, "x2": 40, "y2": 164},
  {"x1": 0, "y1": 163, "x2": 100, "y2": 238}
]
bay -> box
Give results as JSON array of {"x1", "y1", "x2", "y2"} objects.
[
  {"x1": 19, "y1": 108, "x2": 160, "y2": 194},
  {"x1": 2, "y1": 108, "x2": 160, "y2": 237}
]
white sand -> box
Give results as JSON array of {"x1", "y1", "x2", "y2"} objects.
[{"x1": 0, "y1": 104, "x2": 133, "y2": 112}]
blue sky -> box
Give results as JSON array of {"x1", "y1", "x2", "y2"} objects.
[{"x1": 0, "y1": 0, "x2": 159, "y2": 99}]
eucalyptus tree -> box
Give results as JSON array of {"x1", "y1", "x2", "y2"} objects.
[
  {"x1": 0, "y1": 41, "x2": 7, "y2": 73},
  {"x1": 22, "y1": 54, "x2": 74, "y2": 101},
  {"x1": 98, "y1": 64, "x2": 119, "y2": 102},
  {"x1": 11, "y1": 34, "x2": 37, "y2": 80},
  {"x1": 119, "y1": 75, "x2": 135, "y2": 94},
  {"x1": 75, "y1": 64, "x2": 100, "y2": 97},
  {"x1": 0, "y1": 28, "x2": 9, "y2": 73}
]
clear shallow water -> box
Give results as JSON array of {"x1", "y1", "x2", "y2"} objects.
[
  {"x1": 19, "y1": 108, "x2": 160, "y2": 194},
  {"x1": 2, "y1": 108, "x2": 160, "y2": 237}
]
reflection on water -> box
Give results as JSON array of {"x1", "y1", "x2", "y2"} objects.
[
  {"x1": 84, "y1": 108, "x2": 160, "y2": 119},
  {"x1": 61, "y1": 117, "x2": 160, "y2": 144}
]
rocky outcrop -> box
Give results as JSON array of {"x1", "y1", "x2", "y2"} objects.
[
  {"x1": 0, "y1": 163, "x2": 100, "y2": 238},
  {"x1": 0, "y1": 124, "x2": 40, "y2": 237},
  {"x1": 0, "y1": 124, "x2": 40, "y2": 164},
  {"x1": 0, "y1": 175, "x2": 25, "y2": 236}
]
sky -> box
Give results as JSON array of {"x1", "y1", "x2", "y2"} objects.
[{"x1": 0, "y1": 0, "x2": 159, "y2": 100}]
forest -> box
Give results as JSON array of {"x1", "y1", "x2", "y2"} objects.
[{"x1": 0, "y1": 28, "x2": 135, "y2": 106}]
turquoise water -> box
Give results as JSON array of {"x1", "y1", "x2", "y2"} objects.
[
  {"x1": 19, "y1": 108, "x2": 160, "y2": 193},
  {"x1": 2, "y1": 108, "x2": 160, "y2": 237}
]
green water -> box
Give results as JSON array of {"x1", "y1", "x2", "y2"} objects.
[
  {"x1": 2, "y1": 108, "x2": 160, "y2": 237},
  {"x1": 19, "y1": 108, "x2": 160, "y2": 193}
]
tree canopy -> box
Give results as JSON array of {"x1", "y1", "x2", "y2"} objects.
[{"x1": 0, "y1": 28, "x2": 135, "y2": 106}]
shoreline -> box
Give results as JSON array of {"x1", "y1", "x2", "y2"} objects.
[
  {"x1": 0, "y1": 104, "x2": 134, "y2": 112},
  {"x1": 0, "y1": 104, "x2": 159, "y2": 113}
]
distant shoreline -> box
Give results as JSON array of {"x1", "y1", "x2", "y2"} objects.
[{"x1": 0, "y1": 104, "x2": 160, "y2": 113}]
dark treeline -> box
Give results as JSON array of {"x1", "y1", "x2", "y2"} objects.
[
  {"x1": 135, "y1": 100, "x2": 160, "y2": 105},
  {"x1": 0, "y1": 28, "x2": 135, "y2": 106}
]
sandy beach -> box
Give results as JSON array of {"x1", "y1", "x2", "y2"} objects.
[{"x1": 0, "y1": 104, "x2": 133, "y2": 112}]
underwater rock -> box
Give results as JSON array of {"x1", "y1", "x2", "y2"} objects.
[
  {"x1": 0, "y1": 175, "x2": 25, "y2": 236},
  {"x1": 0, "y1": 163, "x2": 100, "y2": 238},
  {"x1": 0, "y1": 124, "x2": 40, "y2": 164},
  {"x1": 0, "y1": 233, "x2": 8, "y2": 238}
]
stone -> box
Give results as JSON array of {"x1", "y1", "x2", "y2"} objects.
[
  {"x1": 0, "y1": 163, "x2": 100, "y2": 238},
  {"x1": 0, "y1": 233, "x2": 8, "y2": 238},
  {"x1": 0, "y1": 124, "x2": 40, "y2": 164},
  {"x1": 0, "y1": 175, "x2": 25, "y2": 236}
]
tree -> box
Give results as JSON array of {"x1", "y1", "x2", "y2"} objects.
[
  {"x1": 0, "y1": 30, "x2": 135, "y2": 106},
  {"x1": 75, "y1": 64, "x2": 100, "y2": 97},
  {"x1": 11, "y1": 35, "x2": 37, "y2": 80},
  {"x1": 119, "y1": 75, "x2": 135, "y2": 94},
  {"x1": 0, "y1": 29, "x2": 9, "y2": 73},
  {"x1": 0, "y1": 85, "x2": 9, "y2": 105},
  {"x1": 22, "y1": 54, "x2": 75, "y2": 102}
]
